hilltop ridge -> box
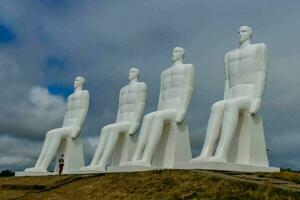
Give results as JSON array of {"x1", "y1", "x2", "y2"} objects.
[{"x1": 1, "y1": 170, "x2": 300, "y2": 200}]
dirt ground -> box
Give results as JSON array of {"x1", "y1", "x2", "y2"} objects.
[{"x1": 1, "y1": 170, "x2": 300, "y2": 200}]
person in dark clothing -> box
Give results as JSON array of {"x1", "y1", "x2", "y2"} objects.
[{"x1": 59, "y1": 154, "x2": 64, "y2": 175}]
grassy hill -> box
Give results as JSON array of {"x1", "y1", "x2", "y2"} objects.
[{"x1": 1, "y1": 170, "x2": 300, "y2": 200}]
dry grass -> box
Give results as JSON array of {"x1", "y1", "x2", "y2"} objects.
[{"x1": 1, "y1": 170, "x2": 300, "y2": 200}]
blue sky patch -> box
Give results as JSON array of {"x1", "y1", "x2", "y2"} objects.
[
  {"x1": 47, "y1": 85, "x2": 73, "y2": 99},
  {"x1": 0, "y1": 24, "x2": 16, "y2": 45}
]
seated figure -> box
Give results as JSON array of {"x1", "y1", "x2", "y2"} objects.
[
  {"x1": 81, "y1": 68, "x2": 147, "y2": 171},
  {"x1": 192, "y1": 26, "x2": 268, "y2": 163},
  {"x1": 25, "y1": 76, "x2": 89, "y2": 172},
  {"x1": 125, "y1": 47, "x2": 195, "y2": 167}
]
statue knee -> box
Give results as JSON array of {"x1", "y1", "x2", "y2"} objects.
[
  {"x1": 46, "y1": 130, "x2": 56, "y2": 137},
  {"x1": 144, "y1": 112, "x2": 156, "y2": 120},
  {"x1": 102, "y1": 124, "x2": 112, "y2": 132},
  {"x1": 211, "y1": 102, "x2": 224, "y2": 113},
  {"x1": 224, "y1": 102, "x2": 237, "y2": 112}
]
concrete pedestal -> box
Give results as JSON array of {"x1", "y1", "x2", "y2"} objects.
[
  {"x1": 16, "y1": 137, "x2": 85, "y2": 176},
  {"x1": 108, "y1": 121, "x2": 192, "y2": 172},
  {"x1": 111, "y1": 133, "x2": 136, "y2": 166},
  {"x1": 176, "y1": 161, "x2": 280, "y2": 172}
]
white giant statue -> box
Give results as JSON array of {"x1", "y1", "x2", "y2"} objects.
[
  {"x1": 193, "y1": 26, "x2": 268, "y2": 163},
  {"x1": 81, "y1": 68, "x2": 147, "y2": 171},
  {"x1": 125, "y1": 47, "x2": 195, "y2": 168},
  {"x1": 25, "y1": 76, "x2": 89, "y2": 173}
]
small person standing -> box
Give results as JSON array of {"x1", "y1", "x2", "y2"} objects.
[{"x1": 58, "y1": 154, "x2": 64, "y2": 175}]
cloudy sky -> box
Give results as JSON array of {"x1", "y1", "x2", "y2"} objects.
[{"x1": 0, "y1": 0, "x2": 300, "y2": 171}]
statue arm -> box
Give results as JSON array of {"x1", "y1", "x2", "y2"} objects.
[
  {"x1": 62, "y1": 96, "x2": 71, "y2": 126},
  {"x1": 71, "y1": 91, "x2": 90, "y2": 138},
  {"x1": 223, "y1": 53, "x2": 230, "y2": 99},
  {"x1": 157, "y1": 72, "x2": 164, "y2": 110},
  {"x1": 250, "y1": 44, "x2": 268, "y2": 114},
  {"x1": 176, "y1": 65, "x2": 195, "y2": 123},
  {"x1": 129, "y1": 84, "x2": 147, "y2": 134},
  {"x1": 116, "y1": 88, "x2": 123, "y2": 123}
]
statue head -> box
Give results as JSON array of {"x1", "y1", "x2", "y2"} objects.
[
  {"x1": 74, "y1": 76, "x2": 85, "y2": 89},
  {"x1": 238, "y1": 26, "x2": 252, "y2": 43},
  {"x1": 172, "y1": 47, "x2": 185, "y2": 63},
  {"x1": 128, "y1": 68, "x2": 139, "y2": 81}
]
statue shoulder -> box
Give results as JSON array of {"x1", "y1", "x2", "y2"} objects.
[
  {"x1": 121, "y1": 84, "x2": 128, "y2": 91},
  {"x1": 138, "y1": 82, "x2": 147, "y2": 91},
  {"x1": 81, "y1": 90, "x2": 90, "y2": 97},
  {"x1": 183, "y1": 64, "x2": 195, "y2": 70},
  {"x1": 225, "y1": 49, "x2": 237, "y2": 57},
  {"x1": 252, "y1": 43, "x2": 267, "y2": 52}
]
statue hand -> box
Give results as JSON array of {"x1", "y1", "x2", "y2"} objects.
[
  {"x1": 176, "y1": 111, "x2": 186, "y2": 123},
  {"x1": 249, "y1": 99, "x2": 262, "y2": 114},
  {"x1": 128, "y1": 123, "x2": 139, "y2": 135}
]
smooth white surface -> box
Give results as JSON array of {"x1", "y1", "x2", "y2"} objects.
[
  {"x1": 15, "y1": 171, "x2": 58, "y2": 176},
  {"x1": 54, "y1": 137, "x2": 85, "y2": 174},
  {"x1": 192, "y1": 26, "x2": 270, "y2": 167},
  {"x1": 226, "y1": 113, "x2": 268, "y2": 166},
  {"x1": 108, "y1": 165, "x2": 153, "y2": 173},
  {"x1": 80, "y1": 68, "x2": 147, "y2": 171},
  {"x1": 123, "y1": 47, "x2": 195, "y2": 168},
  {"x1": 151, "y1": 121, "x2": 192, "y2": 168},
  {"x1": 23, "y1": 76, "x2": 89, "y2": 174},
  {"x1": 176, "y1": 161, "x2": 280, "y2": 172}
]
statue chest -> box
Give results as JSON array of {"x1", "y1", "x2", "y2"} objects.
[{"x1": 227, "y1": 48, "x2": 260, "y2": 84}]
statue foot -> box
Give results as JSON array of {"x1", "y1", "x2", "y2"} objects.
[
  {"x1": 93, "y1": 165, "x2": 106, "y2": 171},
  {"x1": 207, "y1": 156, "x2": 227, "y2": 163},
  {"x1": 190, "y1": 155, "x2": 209, "y2": 163},
  {"x1": 121, "y1": 161, "x2": 135, "y2": 166},
  {"x1": 80, "y1": 165, "x2": 95, "y2": 171},
  {"x1": 134, "y1": 160, "x2": 151, "y2": 168},
  {"x1": 25, "y1": 167, "x2": 47, "y2": 173}
]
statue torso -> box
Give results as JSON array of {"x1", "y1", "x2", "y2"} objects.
[
  {"x1": 117, "y1": 82, "x2": 147, "y2": 123},
  {"x1": 63, "y1": 90, "x2": 89, "y2": 127},
  {"x1": 158, "y1": 64, "x2": 191, "y2": 110},
  {"x1": 227, "y1": 43, "x2": 266, "y2": 98}
]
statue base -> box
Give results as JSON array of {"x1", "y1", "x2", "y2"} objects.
[
  {"x1": 15, "y1": 171, "x2": 58, "y2": 176},
  {"x1": 107, "y1": 121, "x2": 192, "y2": 172},
  {"x1": 175, "y1": 161, "x2": 280, "y2": 172},
  {"x1": 152, "y1": 121, "x2": 192, "y2": 168},
  {"x1": 15, "y1": 137, "x2": 85, "y2": 176},
  {"x1": 70, "y1": 169, "x2": 107, "y2": 174},
  {"x1": 111, "y1": 132, "x2": 136, "y2": 166},
  {"x1": 108, "y1": 165, "x2": 153, "y2": 172},
  {"x1": 54, "y1": 137, "x2": 85, "y2": 174}
]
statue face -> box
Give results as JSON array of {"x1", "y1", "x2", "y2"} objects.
[
  {"x1": 74, "y1": 76, "x2": 84, "y2": 88},
  {"x1": 238, "y1": 26, "x2": 252, "y2": 43},
  {"x1": 129, "y1": 68, "x2": 139, "y2": 81},
  {"x1": 172, "y1": 47, "x2": 184, "y2": 62}
]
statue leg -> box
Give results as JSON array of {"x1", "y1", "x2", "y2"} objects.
[
  {"x1": 35, "y1": 130, "x2": 55, "y2": 168},
  {"x1": 140, "y1": 110, "x2": 176, "y2": 165},
  {"x1": 26, "y1": 129, "x2": 60, "y2": 172},
  {"x1": 194, "y1": 101, "x2": 226, "y2": 161},
  {"x1": 89, "y1": 125, "x2": 110, "y2": 167},
  {"x1": 97, "y1": 122, "x2": 131, "y2": 169},
  {"x1": 39, "y1": 128, "x2": 71, "y2": 171},
  {"x1": 210, "y1": 98, "x2": 251, "y2": 162},
  {"x1": 131, "y1": 113, "x2": 154, "y2": 162}
]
